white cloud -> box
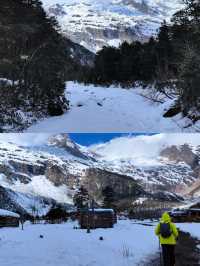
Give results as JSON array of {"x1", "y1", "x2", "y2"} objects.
[
  {"x1": 0, "y1": 134, "x2": 51, "y2": 147},
  {"x1": 89, "y1": 134, "x2": 200, "y2": 163}
]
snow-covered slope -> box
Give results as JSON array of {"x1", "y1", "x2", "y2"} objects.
[
  {"x1": 26, "y1": 82, "x2": 200, "y2": 133},
  {"x1": 42, "y1": 0, "x2": 183, "y2": 52},
  {"x1": 0, "y1": 135, "x2": 94, "y2": 215},
  {"x1": 88, "y1": 134, "x2": 200, "y2": 193},
  {"x1": 0, "y1": 133, "x2": 200, "y2": 215},
  {"x1": 89, "y1": 134, "x2": 200, "y2": 164}
]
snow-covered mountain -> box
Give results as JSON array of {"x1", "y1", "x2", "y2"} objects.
[
  {"x1": 89, "y1": 134, "x2": 200, "y2": 193},
  {"x1": 0, "y1": 133, "x2": 200, "y2": 216},
  {"x1": 42, "y1": 0, "x2": 183, "y2": 52}
]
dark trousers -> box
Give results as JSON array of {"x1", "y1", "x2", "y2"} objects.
[{"x1": 161, "y1": 244, "x2": 175, "y2": 266}]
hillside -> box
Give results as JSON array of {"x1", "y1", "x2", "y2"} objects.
[{"x1": 0, "y1": 0, "x2": 94, "y2": 132}]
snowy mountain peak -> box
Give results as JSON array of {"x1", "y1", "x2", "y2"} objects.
[
  {"x1": 89, "y1": 134, "x2": 200, "y2": 166},
  {"x1": 48, "y1": 134, "x2": 75, "y2": 149},
  {"x1": 42, "y1": 0, "x2": 183, "y2": 52},
  {"x1": 48, "y1": 134, "x2": 93, "y2": 160}
]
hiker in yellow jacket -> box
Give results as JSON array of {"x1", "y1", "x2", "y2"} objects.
[{"x1": 155, "y1": 212, "x2": 178, "y2": 266}]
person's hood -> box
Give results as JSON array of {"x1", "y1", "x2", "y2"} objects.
[{"x1": 161, "y1": 212, "x2": 171, "y2": 223}]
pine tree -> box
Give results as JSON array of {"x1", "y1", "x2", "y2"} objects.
[
  {"x1": 178, "y1": 50, "x2": 200, "y2": 113},
  {"x1": 119, "y1": 41, "x2": 133, "y2": 82},
  {"x1": 140, "y1": 37, "x2": 157, "y2": 82},
  {"x1": 156, "y1": 21, "x2": 173, "y2": 81},
  {"x1": 73, "y1": 186, "x2": 90, "y2": 212},
  {"x1": 0, "y1": 0, "x2": 69, "y2": 129},
  {"x1": 173, "y1": 0, "x2": 200, "y2": 114},
  {"x1": 94, "y1": 46, "x2": 121, "y2": 84},
  {"x1": 102, "y1": 186, "x2": 115, "y2": 209}
]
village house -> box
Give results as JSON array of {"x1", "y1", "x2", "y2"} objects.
[
  {"x1": 170, "y1": 208, "x2": 200, "y2": 222},
  {"x1": 79, "y1": 209, "x2": 117, "y2": 229},
  {"x1": 0, "y1": 209, "x2": 20, "y2": 228}
]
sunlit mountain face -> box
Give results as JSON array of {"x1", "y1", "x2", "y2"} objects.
[{"x1": 42, "y1": 0, "x2": 183, "y2": 52}]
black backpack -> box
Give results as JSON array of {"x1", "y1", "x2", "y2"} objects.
[{"x1": 160, "y1": 223, "x2": 172, "y2": 238}]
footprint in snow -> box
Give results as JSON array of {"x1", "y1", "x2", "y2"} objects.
[{"x1": 76, "y1": 101, "x2": 84, "y2": 107}]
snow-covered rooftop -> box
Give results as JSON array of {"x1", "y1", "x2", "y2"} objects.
[
  {"x1": 0, "y1": 209, "x2": 20, "y2": 218},
  {"x1": 88, "y1": 208, "x2": 114, "y2": 213}
]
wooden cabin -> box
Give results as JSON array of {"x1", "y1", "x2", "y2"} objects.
[
  {"x1": 170, "y1": 208, "x2": 200, "y2": 222},
  {"x1": 79, "y1": 209, "x2": 117, "y2": 229},
  {"x1": 187, "y1": 209, "x2": 200, "y2": 222},
  {"x1": 0, "y1": 209, "x2": 20, "y2": 228}
]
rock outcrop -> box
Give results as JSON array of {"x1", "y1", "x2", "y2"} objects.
[{"x1": 82, "y1": 168, "x2": 144, "y2": 201}]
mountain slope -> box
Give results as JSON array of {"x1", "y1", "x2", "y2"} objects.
[
  {"x1": 0, "y1": 134, "x2": 199, "y2": 215},
  {"x1": 42, "y1": 0, "x2": 183, "y2": 52},
  {"x1": 89, "y1": 134, "x2": 200, "y2": 193}
]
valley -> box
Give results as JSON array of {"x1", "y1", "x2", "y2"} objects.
[{"x1": 1, "y1": 0, "x2": 199, "y2": 132}]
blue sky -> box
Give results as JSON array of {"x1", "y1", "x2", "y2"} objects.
[
  {"x1": 69, "y1": 133, "x2": 154, "y2": 146},
  {"x1": 0, "y1": 133, "x2": 156, "y2": 147}
]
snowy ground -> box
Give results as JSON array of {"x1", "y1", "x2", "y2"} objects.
[
  {"x1": 0, "y1": 220, "x2": 157, "y2": 266},
  {"x1": 26, "y1": 82, "x2": 200, "y2": 133},
  {"x1": 0, "y1": 220, "x2": 200, "y2": 266},
  {"x1": 178, "y1": 223, "x2": 200, "y2": 240}
]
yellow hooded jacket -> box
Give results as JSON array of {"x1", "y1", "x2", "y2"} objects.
[{"x1": 155, "y1": 212, "x2": 178, "y2": 245}]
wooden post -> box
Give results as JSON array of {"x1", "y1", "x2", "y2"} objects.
[
  {"x1": 86, "y1": 202, "x2": 90, "y2": 233},
  {"x1": 91, "y1": 199, "x2": 95, "y2": 229},
  {"x1": 20, "y1": 215, "x2": 24, "y2": 230}
]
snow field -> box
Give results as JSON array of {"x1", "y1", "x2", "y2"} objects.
[
  {"x1": 0, "y1": 220, "x2": 200, "y2": 266},
  {"x1": 0, "y1": 220, "x2": 157, "y2": 266},
  {"x1": 26, "y1": 82, "x2": 199, "y2": 133}
]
